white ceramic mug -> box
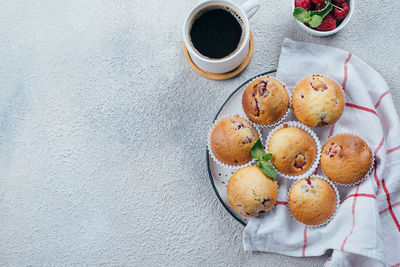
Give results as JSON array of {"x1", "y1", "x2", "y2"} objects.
[{"x1": 183, "y1": 0, "x2": 260, "y2": 74}]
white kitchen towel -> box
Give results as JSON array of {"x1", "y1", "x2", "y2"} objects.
[{"x1": 243, "y1": 39, "x2": 400, "y2": 267}]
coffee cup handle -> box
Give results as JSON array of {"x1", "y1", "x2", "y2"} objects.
[{"x1": 240, "y1": 0, "x2": 261, "y2": 19}]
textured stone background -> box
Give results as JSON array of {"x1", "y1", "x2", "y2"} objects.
[{"x1": 0, "y1": 0, "x2": 399, "y2": 266}]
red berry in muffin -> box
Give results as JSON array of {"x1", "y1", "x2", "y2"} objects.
[
  {"x1": 334, "y1": 2, "x2": 350, "y2": 20},
  {"x1": 321, "y1": 134, "x2": 372, "y2": 185},
  {"x1": 242, "y1": 77, "x2": 290, "y2": 126},
  {"x1": 227, "y1": 166, "x2": 278, "y2": 217},
  {"x1": 316, "y1": 14, "x2": 337, "y2": 31},
  {"x1": 289, "y1": 177, "x2": 337, "y2": 226},
  {"x1": 292, "y1": 75, "x2": 344, "y2": 128},
  {"x1": 268, "y1": 126, "x2": 317, "y2": 176},
  {"x1": 210, "y1": 116, "x2": 259, "y2": 165},
  {"x1": 295, "y1": 0, "x2": 312, "y2": 11}
]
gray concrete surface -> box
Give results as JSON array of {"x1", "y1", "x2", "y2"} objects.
[{"x1": 0, "y1": 0, "x2": 399, "y2": 266}]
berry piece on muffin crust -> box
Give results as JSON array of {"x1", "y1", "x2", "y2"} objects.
[
  {"x1": 242, "y1": 77, "x2": 289, "y2": 126},
  {"x1": 289, "y1": 177, "x2": 337, "y2": 225},
  {"x1": 292, "y1": 75, "x2": 344, "y2": 128},
  {"x1": 321, "y1": 134, "x2": 373, "y2": 185},
  {"x1": 227, "y1": 166, "x2": 278, "y2": 217},
  {"x1": 268, "y1": 126, "x2": 317, "y2": 176},
  {"x1": 210, "y1": 116, "x2": 259, "y2": 166}
]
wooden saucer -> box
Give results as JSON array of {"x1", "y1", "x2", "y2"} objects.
[{"x1": 183, "y1": 32, "x2": 254, "y2": 80}]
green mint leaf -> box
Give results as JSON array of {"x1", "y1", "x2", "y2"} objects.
[
  {"x1": 258, "y1": 161, "x2": 277, "y2": 179},
  {"x1": 293, "y1": 7, "x2": 311, "y2": 23},
  {"x1": 310, "y1": 1, "x2": 333, "y2": 19},
  {"x1": 251, "y1": 139, "x2": 264, "y2": 160},
  {"x1": 251, "y1": 140, "x2": 276, "y2": 179},
  {"x1": 309, "y1": 15, "x2": 323, "y2": 28},
  {"x1": 262, "y1": 160, "x2": 273, "y2": 167},
  {"x1": 262, "y1": 153, "x2": 272, "y2": 161},
  {"x1": 264, "y1": 166, "x2": 277, "y2": 179}
]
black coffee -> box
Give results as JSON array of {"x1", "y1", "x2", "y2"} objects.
[{"x1": 190, "y1": 7, "x2": 243, "y2": 59}]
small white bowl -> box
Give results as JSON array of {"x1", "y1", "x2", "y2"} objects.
[{"x1": 291, "y1": 0, "x2": 355, "y2": 36}]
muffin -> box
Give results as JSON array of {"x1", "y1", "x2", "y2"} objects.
[
  {"x1": 210, "y1": 115, "x2": 259, "y2": 166},
  {"x1": 321, "y1": 134, "x2": 373, "y2": 185},
  {"x1": 242, "y1": 77, "x2": 290, "y2": 126},
  {"x1": 292, "y1": 75, "x2": 344, "y2": 127},
  {"x1": 268, "y1": 126, "x2": 317, "y2": 176},
  {"x1": 288, "y1": 177, "x2": 337, "y2": 226},
  {"x1": 227, "y1": 166, "x2": 278, "y2": 217}
]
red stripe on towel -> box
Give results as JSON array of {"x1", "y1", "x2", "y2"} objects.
[
  {"x1": 328, "y1": 124, "x2": 336, "y2": 138},
  {"x1": 379, "y1": 201, "x2": 400, "y2": 215},
  {"x1": 302, "y1": 225, "x2": 308, "y2": 257},
  {"x1": 341, "y1": 184, "x2": 360, "y2": 251},
  {"x1": 375, "y1": 136, "x2": 385, "y2": 156},
  {"x1": 374, "y1": 167, "x2": 380, "y2": 189},
  {"x1": 374, "y1": 90, "x2": 390, "y2": 109},
  {"x1": 373, "y1": 136, "x2": 385, "y2": 188},
  {"x1": 387, "y1": 145, "x2": 400, "y2": 154},
  {"x1": 340, "y1": 193, "x2": 376, "y2": 204},
  {"x1": 345, "y1": 103, "x2": 379, "y2": 117},
  {"x1": 382, "y1": 179, "x2": 400, "y2": 232},
  {"x1": 342, "y1": 53, "x2": 352, "y2": 91}
]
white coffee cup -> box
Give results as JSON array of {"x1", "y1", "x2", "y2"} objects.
[{"x1": 183, "y1": 0, "x2": 260, "y2": 74}]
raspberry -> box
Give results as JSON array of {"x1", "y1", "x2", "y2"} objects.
[
  {"x1": 314, "y1": 2, "x2": 326, "y2": 10},
  {"x1": 333, "y1": 0, "x2": 345, "y2": 4},
  {"x1": 316, "y1": 14, "x2": 337, "y2": 31},
  {"x1": 311, "y1": 0, "x2": 325, "y2": 3},
  {"x1": 295, "y1": 0, "x2": 311, "y2": 11},
  {"x1": 333, "y1": 2, "x2": 350, "y2": 20},
  {"x1": 294, "y1": 153, "x2": 307, "y2": 169}
]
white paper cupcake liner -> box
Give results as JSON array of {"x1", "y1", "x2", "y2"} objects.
[
  {"x1": 287, "y1": 175, "x2": 340, "y2": 227},
  {"x1": 291, "y1": 74, "x2": 346, "y2": 129},
  {"x1": 241, "y1": 75, "x2": 292, "y2": 128},
  {"x1": 207, "y1": 113, "x2": 263, "y2": 171},
  {"x1": 265, "y1": 121, "x2": 321, "y2": 180},
  {"x1": 320, "y1": 132, "x2": 375, "y2": 187}
]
